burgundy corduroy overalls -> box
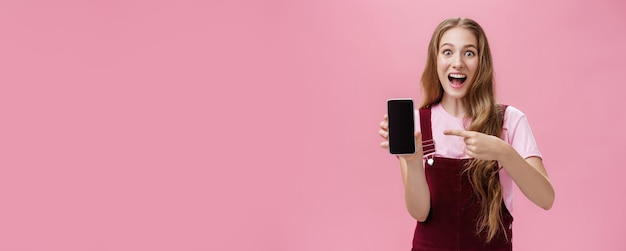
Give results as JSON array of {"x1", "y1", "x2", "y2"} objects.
[{"x1": 411, "y1": 106, "x2": 513, "y2": 251}]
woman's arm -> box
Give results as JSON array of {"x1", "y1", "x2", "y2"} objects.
[
  {"x1": 399, "y1": 153, "x2": 431, "y2": 222},
  {"x1": 498, "y1": 149, "x2": 554, "y2": 210},
  {"x1": 444, "y1": 129, "x2": 555, "y2": 210},
  {"x1": 380, "y1": 115, "x2": 431, "y2": 221}
]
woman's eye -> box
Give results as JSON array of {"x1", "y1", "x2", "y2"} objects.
[
  {"x1": 465, "y1": 51, "x2": 475, "y2": 57},
  {"x1": 442, "y1": 50, "x2": 452, "y2": 56}
]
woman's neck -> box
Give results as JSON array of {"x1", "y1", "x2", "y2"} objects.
[{"x1": 440, "y1": 95, "x2": 467, "y2": 118}]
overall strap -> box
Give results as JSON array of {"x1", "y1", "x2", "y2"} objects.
[{"x1": 419, "y1": 108, "x2": 435, "y2": 156}]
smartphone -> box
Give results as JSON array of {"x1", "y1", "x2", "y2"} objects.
[{"x1": 387, "y1": 98, "x2": 415, "y2": 154}]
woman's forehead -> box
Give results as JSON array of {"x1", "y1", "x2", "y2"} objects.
[{"x1": 439, "y1": 27, "x2": 477, "y2": 48}]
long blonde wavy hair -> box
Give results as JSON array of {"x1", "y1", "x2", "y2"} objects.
[{"x1": 419, "y1": 17, "x2": 507, "y2": 243}]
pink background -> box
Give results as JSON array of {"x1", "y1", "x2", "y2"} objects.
[{"x1": 1, "y1": 0, "x2": 625, "y2": 250}]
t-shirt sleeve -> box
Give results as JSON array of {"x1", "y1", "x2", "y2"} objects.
[{"x1": 503, "y1": 106, "x2": 542, "y2": 159}]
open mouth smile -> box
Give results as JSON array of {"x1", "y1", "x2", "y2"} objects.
[{"x1": 448, "y1": 73, "x2": 467, "y2": 88}]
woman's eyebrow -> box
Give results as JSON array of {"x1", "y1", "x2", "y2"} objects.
[
  {"x1": 439, "y1": 43, "x2": 453, "y2": 49},
  {"x1": 439, "y1": 43, "x2": 478, "y2": 50}
]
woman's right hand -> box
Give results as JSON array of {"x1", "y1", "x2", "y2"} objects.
[{"x1": 379, "y1": 114, "x2": 424, "y2": 163}]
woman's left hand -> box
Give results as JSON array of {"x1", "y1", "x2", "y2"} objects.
[{"x1": 443, "y1": 129, "x2": 509, "y2": 161}]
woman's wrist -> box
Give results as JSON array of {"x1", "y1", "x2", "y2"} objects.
[
  {"x1": 403, "y1": 156, "x2": 424, "y2": 168},
  {"x1": 497, "y1": 142, "x2": 517, "y2": 165}
]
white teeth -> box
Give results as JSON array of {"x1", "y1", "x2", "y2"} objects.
[{"x1": 449, "y1": 73, "x2": 466, "y2": 78}]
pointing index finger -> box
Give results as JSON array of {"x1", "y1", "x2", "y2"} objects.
[{"x1": 443, "y1": 129, "x2": 472, "y2": 138}]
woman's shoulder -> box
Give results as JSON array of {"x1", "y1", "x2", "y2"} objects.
[
  {"x1": 502, "y1": 104, "x2": 526, "y2": 120},
  {"x1": 501, "y1": 104, "x2": 531, "y2": 130}
]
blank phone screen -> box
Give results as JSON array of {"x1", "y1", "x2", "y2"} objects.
[{"x1": 387, "y1": 99, "x2": 415, "y2": 154}]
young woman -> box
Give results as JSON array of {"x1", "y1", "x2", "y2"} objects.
[{"x1": 378, "y1": 18, "x2": 555, "y2": 250}]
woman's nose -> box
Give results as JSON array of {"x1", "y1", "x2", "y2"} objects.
[{"x1": 452, "y1": 55, "x2": 464, "y2": 68}]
